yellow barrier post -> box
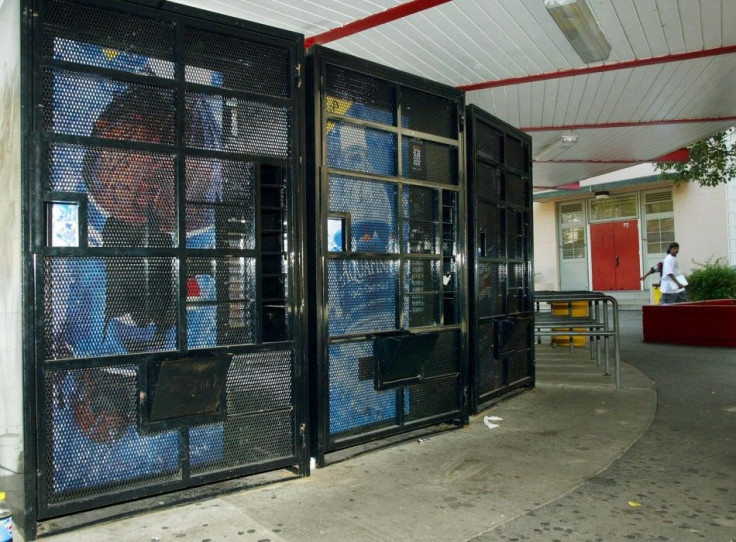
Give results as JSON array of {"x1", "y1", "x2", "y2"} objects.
[
  {"x1": 550, "y1": 301, "x2": 588, "y2": 347},
  {"x1": 651, "y1": 285, "x2": 662, "y2": 305}
]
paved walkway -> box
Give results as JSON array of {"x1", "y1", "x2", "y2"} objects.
[
  {"x1": 36, "y1": 313, "x2": 661, "y2": 541},
  {"x1": 478, "y1": 311, "x2": 736, "y2": 541}
]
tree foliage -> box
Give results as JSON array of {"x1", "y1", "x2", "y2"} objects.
[{"x1": 655, "y1": 129, "x2": 736, "y2": 187}]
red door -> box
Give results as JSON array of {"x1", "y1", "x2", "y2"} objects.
[{"x1": 591, "y1": 220, "x2": 640, "y2": 290}]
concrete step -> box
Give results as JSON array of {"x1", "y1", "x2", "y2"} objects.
[{"x1": 598, "y1": 290, "x2": 651, "y2": 311}]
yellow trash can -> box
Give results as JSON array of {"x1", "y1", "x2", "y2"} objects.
[
  {"x1": 550, "y1": 301, "x2": 587, "y2": 347},
  {"x1": 651, "y1": 285, "x2": 662, "y2": 305}
]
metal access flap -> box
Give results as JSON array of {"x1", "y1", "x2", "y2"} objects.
[
  {"x1": 373, "y1": 331, "x2": 439, "y2": 390},
  {"x1": 140, "y1": 352, "x2": 232, "y2": 432}
]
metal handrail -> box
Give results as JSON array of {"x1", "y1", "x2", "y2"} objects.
[{"x1": 534, "y1": 291, "x2": 621, "y2": 389}]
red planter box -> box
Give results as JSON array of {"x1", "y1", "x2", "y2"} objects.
[{"x1": 643, "y1": 299, "x2": 736, "y2": 347}]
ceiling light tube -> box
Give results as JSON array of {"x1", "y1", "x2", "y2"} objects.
[
  {"x1": 545, "y1": 0, "x2": 611, "y2": 63},
  {"x1": 533, "y1": 133, "x2": 579, "y2": 161}
]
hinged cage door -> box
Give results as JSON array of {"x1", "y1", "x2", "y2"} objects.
[
  {"x1": 466, "y1": 105, "x2": 534, "y2": 412},
  {"x1": 26, "y1": 0, "x2": 307, "y2": 519},
  {"x1": 307, "y1": 47, "x2": 468, "y2": 462}
]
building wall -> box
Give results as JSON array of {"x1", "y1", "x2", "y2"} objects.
[
  {"x1": 0, "y1": 0, "x2": 22, "y2": 442},
  {"x1": 533, "y1": 180, "x2": 732, "y2": 291},
  {"x1": 532, "y1": 201, "x2": 559, "y2": 290},
  {"x1": 672, "y1": 181, "x2": 730, "y2": 275},
  {"x1": 725, "y1": 180, "x2": 736, "y2": 266}
]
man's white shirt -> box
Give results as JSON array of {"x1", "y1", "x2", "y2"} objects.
[{"x1": 660, "y1": 253, "x2": 684, "y2": 293}]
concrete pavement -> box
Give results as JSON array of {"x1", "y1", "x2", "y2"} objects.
[{"x1": 37, "y1": 316, "x2": 656, "y2": 541}]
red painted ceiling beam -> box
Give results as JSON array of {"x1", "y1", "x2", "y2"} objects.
[
  {"x1": 540, "y1": 148, "x2": 690, "y2": 165},
  {"x1": 538, "y1": 159, "x2": 644, "y2": 164},
  {"x1": 459, "y1": 44, "x2": 736, "y2": 91},
  {"x1": 655, "y1": 148, "x2": 690, "y2": 162},
  {"x1": 553, "y1": 181, "x2": 581, "y2": 189},
  {"x1": 521, "y1": 115, "x2": 736, "y2": 132},
  {"x1": 305, "y1": 0, "x2": 452, "y2": 49}
]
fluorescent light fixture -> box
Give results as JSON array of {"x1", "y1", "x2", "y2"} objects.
[
  {"x1": 594, "y1": 190, "x2": 610, "y2": 199},
  {"x1": 545, "y1": 0, "x2": 611, "y2": 63},
  {"x1": 533, "y1": 133, "x2": 579, "y2": 161}
]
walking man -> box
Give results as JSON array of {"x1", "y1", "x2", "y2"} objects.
[{"x1": 659, "y1": 242, "x2": 687, "y2": 304}]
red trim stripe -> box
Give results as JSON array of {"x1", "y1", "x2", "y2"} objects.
[
  {"x1": 539, "y1": 153, "x2": 689, "y2": 164},
  {"x1": 459, "y1": 45, "x2": 736, "y2": 91},
  {"x1": 521, "y1": 115, "x2": 736, "y2": 132},
  {"x1": 654, "y1": 148, "x2": 690, "y2": 162},
  {"x1": 537, "y1": 159, "x2": 642, "y2": 164},
  {"x1": 305, "y1": 0, "x2": 452, "y2": 48}
]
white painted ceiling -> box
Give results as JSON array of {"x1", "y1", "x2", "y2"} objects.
[{"x1": 170, "y1": 0, "x2": 736, "y2": 188}]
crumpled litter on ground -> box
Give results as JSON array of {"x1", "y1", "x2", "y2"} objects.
[{"x1": 483, "y1": 415, "x2": 503, "y2": 429}]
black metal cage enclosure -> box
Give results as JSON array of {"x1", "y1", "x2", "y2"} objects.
[
  {"x1": 465, "y1": 105, "x2": 534, "y2": 413},
  {"x1": 21, "y1": 0, "x2": 308, "y2": 534},
  {"x1": 306, "y1": 46, "x2": 469, "y2": 464}
]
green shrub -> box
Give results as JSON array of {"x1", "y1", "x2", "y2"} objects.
[{"x1": 686, "y1": 258, "x2": 736, "y2": 301}]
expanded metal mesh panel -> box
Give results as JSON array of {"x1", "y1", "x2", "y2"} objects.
[
  {"x1": 207, "y1": 411, "x2": 294, "y2": 473},
  {"x1": 507, "y1": 263, "x2": 526, "y2": 314},
  {"x1": 185, "y1": 157, "x2": 255, "y2": 249},
  {"x1": 508, "y1": 350, "x2": 532, "y2": 383},
  {"x1": 327, "y1": 121, "x2": 397, "y2": 176},
  {"x1": 476, "y1": 124, "x2": 502, "y2": 162},
  {"x1": 403, "y1": 185, "x2": 438, "y2": 254},
  {"x1": 190, "y1": 411, "x2": 294, "y2": 476},
  {"x1": 506, "y1": 172, "x2": 528, "y2": 208},
  {"x1": 329, "y1": 175, "x2": 398, "y2": 253},
  {"x1": 45, "y1": 258, "x2": 177, "y2": 360},
  {"x1": 226, "y1": 350, "x2": 293, "y2": 415},
  {"x1": 401, "y1": 139, "x2": 458, "y2": 185},
  {"x1": 85, "y1": 148, "x2": 176, "y2": 243},
  {"x1": 400, "y1": 87, "x2": 457, "y2": 139},
  {"x1": 478, "y1": 202, "x2": 504, "y2": 259},
  {"x1": 506, "y1": 136, "x2": 528, "y2": 173},
  {"x1": 405, "y1": 377, "x2": 459, "y2": 423},
  {"x1": 506, "y1": 210, "x2": 527, "y2": 261},
  {"x1": 403, "y1": 260, "x2": 439, "y2": 328},
  {"x1": 476, "y1": 322, "x2": 503, "y2": 395},
  {"x1": 327, "y1": 259, "x2": 398, "y2": 336},
  {"x1": 45, "y1": 69, "x2": 176, "y2": 143},
  {"x1": 186, "y1": 257, "x2": 256, "y2": 348},
  {"x1": 185, "y1": 28, "x2": 290, "y2": 98},
  {"x1": 187, "y1": 349, "x2": 297, "y2": 474},
  {"x1": 191, "y1": 94, "x2": 291, "y2": 158},
  {"x1": 507, "y1": 262, "x2": 526, "y2": 290},
  {"x1": 43, "y1": 0, "x2": 175, "y2": 76},
  {"x1": 48, "y1": 143, "x2": 178, "y2": 245},
  {"x1": 475, "y1": 161, "x2": 503, "y2": 201},
  {"x1": 328, "y1": 340, "x2": 398, "y2": 436},
  {"x1": 325, "y1": 65, "x2": 397, "y2": 125},
  {"x1": 45, "y1": 365, "x2": 181, "y2": 502},
  {"x1": 422, "y1": 330, "x2": 460, "y2": 378},
  {"x1": 477, "y1": 261, "x2": 505, "y2": 318}
]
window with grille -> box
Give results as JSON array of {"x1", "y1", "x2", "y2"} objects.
[
  {"x1": 559, "y1": 202, "x2": 586, "y2": 259},
  {"x1": 644, "y1": 191, "x2": 675, "y2": 254},
  {"x1": 589, "y1": 194, "x2": 638, "y2": 222}
]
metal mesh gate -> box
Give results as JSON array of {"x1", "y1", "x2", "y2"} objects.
[
  {"x1": 307, "y1": 47, "x2": 467, "y2": 462},
  {"x1": 28, "y1": 0, "x2": 306, "y2": 519},
  {"x1": 466, "y1": 105, "x2": 534, "y2": 412}
]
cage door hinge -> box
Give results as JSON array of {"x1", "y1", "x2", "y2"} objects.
[
  {"x1": 296, "y1": 63, "x2": 303, "y2": 89},
  {"x1": 299, "y1": 423, "x2": 307, "y2": 450}
]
